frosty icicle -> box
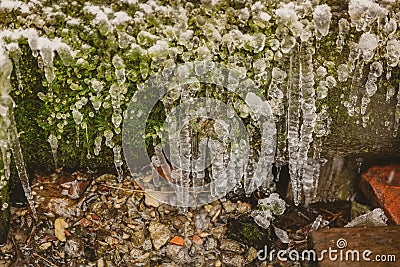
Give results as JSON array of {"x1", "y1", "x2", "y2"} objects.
[{"x1": 0, "y1": 47, "x2": 37, "y2": 220}]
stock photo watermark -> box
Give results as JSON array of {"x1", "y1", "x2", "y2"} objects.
[
  {"x1": 257, "y1": 238, "x2": 397, "y2": 263},
  {"x1": 122, "y1": 61, "x2": 276, "y2": 207}
]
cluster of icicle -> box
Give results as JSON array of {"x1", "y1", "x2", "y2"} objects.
[
  {"x1": 0, "y1": 0, "x2": 399, "y2": 210},
  {"x1": 0, "y1": 29, "x2": 76, "y2": 219}
]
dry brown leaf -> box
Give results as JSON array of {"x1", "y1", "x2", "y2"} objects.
[{"x1": 54, "y1": 217, "x2": 69, "y2": 242}]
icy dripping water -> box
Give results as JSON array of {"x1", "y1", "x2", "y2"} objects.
[
  {"x1": 0, "y1": 46, "x2": 37, "y2": 220},
  {"x1": 0, "y1": 0, "x2": 400, "y2": 211}
]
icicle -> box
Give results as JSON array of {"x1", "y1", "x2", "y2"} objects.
[
  {"x1": 9, "y1": 112, "x2": 37, "y2": 220},
  {"x1": 337, "y1": 64, "x2": 350, "y2": 83},
  {"x1": 47, "y1": 134, "x2": 58, "y2": 168},
  {"x1": 361, "y1": 61, "x2": 382, "y2": 116},
  {"x1": 346, "y1": 43, "x2": 361, "y2": 117},
  {"x1": 312, "y1": 105, "x2": 331, "y2": 200},
  {"x1": 302, "y1": 158, "x2": 315, "y2": 208},
  {"x1": 287, "y1": 46, "x2": 302, "y2": 205},
  {"x1": 386, "y1": 39, "x2": 400, "y2": 68},
  {"x1": 386, "y1": 86, "x2": 395, "y2": 102},
  {"x1": 394, "y1": 86, "x2": 400, "y2": 137},
  {"x1": 298, "y1": 45, "x2": 316, "y2": 206},
  {"x1": 310, "y1": 215, "x2": 329, "y2": 231},
  {"x1": 358, "y1": 33, "x2": 378, "y2": 62},
  {"x1": 38, "y1": 41, "x2": 55, "y2": 84},
  {"x1": 113, "y1": 145, "x2": 124, "y2": 182},
  {"x1": 268, "y1": 67, "x2": 286, "y2": 117},
  {"x1": 0, "y1": 142, "x2": 11, "y2": 217},
  {"x1": 280, "y1": 36, "x2": 296, "y2": 54},
  {"x1": 56, "y1": 45, "x2": 74, "y2": 66},
  {"x1": 104, "y1": 129, "x2": 114, "y2": 148},
  {"x1": 112, "y1": 55, "x2": 126, "y2": 85},
  {"x1": 6, "y1": 43, "x2": 23, "y2": 92},
  {"x1": 94, "y1": 135, "x2": 102, "y2": 155},
  {"x1": 177, "y1": 121, "x2": 191, "y2": 209},
  {"x1": 313, "y1": 4, "x2": 332, "y2": 37},
  {"x1": 72, "y1": 109, "x2": 83, "y2": 147},
  {"x1": 0, "y1": 49, "x2": 37, "y2": 220},
  {"x1": 336, "y1": 18, "x2": 349, "y2": 52}
]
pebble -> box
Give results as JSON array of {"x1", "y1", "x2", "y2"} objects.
[
  {"x1": 236, "y1": 201, "x2": 252, "y2": 214},
  {"x1": 166, "y1": 244, "x2": 187, "y2": 263},
  {"x1": 169, "y1": 236, "x2": 184, "y2": 246},
  {"x1": 245, "y1": 247, "x2": 258, "y2": 263},
  {"x1": 97, "y1": 257, "x2": 105, "y2": 267},
  {"x1": 220, "y1": 239, "x2": 242, "y2": 253},
  {"x1": 64, "y1": 238, "x2": 84, "y2": 257},
  {"x1": 149, "y1": 221, "x2": 171, "y2": 250},
  {"x1": 145, "y1": 193, "x2": 160, "y2": 208},
  {"x1": 192, "y1": 235, "x2": 203, "y2": 246},
  {"x1": 223, "y1": 200, "x2": 237, "y2": 213},
  {"x1": 222, "y1": 252, "x2": 245, "y2": 267}
]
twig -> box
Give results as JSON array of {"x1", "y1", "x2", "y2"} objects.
[
  {"x1": 98, "y1": 183, "x2": 212, "y2": 194},
  {"x1": 98, "y1": 184, "x2": 145, "y2": 193},
  {"x1": 26, "y1": 224, "x2": 36, "y2": 246},
  {"x1": 32, "y1": 252, "x2": 59, "y2": 267}
]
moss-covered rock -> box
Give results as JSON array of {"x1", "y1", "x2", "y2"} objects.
[{"x1": 226, "y1": 215, "x2": 270, "y2": 250}]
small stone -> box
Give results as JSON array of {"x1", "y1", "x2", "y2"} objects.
[
  {"x1": 245, "y1": 247, "x2": 258, "y2": 264},
  {"x1": 122, "y1": 232, "x2": 130, "y2": 240},
  {"x1": 166, "y1": 244, "x2": 187, "y2": 263},
  {"x1": 204, "y1": 204, "x2": 213, "y2": 213},
  {"x1": 145, "y1": 193, "x2": 160, "y2": 208},
  {"x1": 211, "y1": 225, "x2": 226, "y2": 240},
  {"x1": 222, "y1": 252, "x2": 245, "y2": 267},
  {"x1": 131, "y1": 228, "x2": 146, "y2": 248},
  {"x1": 169, "y1": 215, "x2": 189, "y2": 230},
  {"x1": 204, "y1": 237, "x2": 218, "y2": 251},
  {"x1": 220, "y1": 239, "x2": 243, "y2": 253},
  {"x1": 236, "y1": 201, "x2": 252, "y2": 214},
  {"x1": 149, "y1": 221, "x2": 171, "y2": 250},
  {"x1": 192, "y1": 235, "x2": 203, "y2": 246},
  {"x1": 97, "y1": 257, "x2": 105, "y2": 267},
  {"x1": 198, "y1": 232, "x2": 210, "y2": 238},
  {"x1": 169, "y1": 236, "x2": 184, "y2": 246},
  {"x1": 64, "y1": 237, "x2": 84, "y2": 258},
  {"x1": 222, "y1": 200, "x2": 237, "y2": 213}
]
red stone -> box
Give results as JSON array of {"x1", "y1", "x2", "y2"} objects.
[
  {"x1": 192, "y1": 235, "x2": 203, "y2": 246},
  {"x1": 169, "y1": 236, "x2": 185, "y2": 246},
  {"x1": 360, "y1": 165, "x2": 400, "y2": 224}
]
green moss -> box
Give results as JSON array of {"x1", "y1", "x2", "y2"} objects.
[{"x1": 226, "y1": 216, "x2": 270, "y2": 250}]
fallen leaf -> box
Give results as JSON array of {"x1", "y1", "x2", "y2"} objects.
[
  {"x1": 38, "y1": 242, "x2": 52, "y2": 250},
  {"x1": 55, "y1": 218, "x2": 69, "y2": 242}
]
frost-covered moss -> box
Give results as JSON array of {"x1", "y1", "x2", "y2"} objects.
[
  {"x1": 0, "y1": 0, "x2": 397, "y2": 174},
  {"x1": 0, "y1": 0, "x2": 399, "y2": 227}
]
